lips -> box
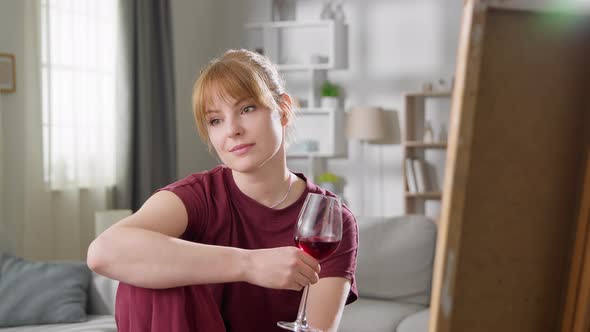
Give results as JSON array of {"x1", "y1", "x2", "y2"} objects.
[{"x1": 230, "y1": 143, "x2": 255, "y2": 155}]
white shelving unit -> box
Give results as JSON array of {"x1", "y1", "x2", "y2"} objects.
[
  {"x1": 245, "y1": 20, "x2": 348, "y2": 71},
  {"x1": 287, "y1": 107, "x2": 346, "y2": 158},
  {"x1": 245, "y1": 19, "x2": 349, "y2": 165}
]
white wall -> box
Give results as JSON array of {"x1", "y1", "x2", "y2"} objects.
[{"x1": 171, "y1": 0, "x2": 224, "y2": 178}]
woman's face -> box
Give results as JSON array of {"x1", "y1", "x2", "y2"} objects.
[{"x1": 205, "y1": 93, "x2": 286, "y2": 173}]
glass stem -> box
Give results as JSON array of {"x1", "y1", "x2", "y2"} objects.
[{"x1": 295, "y1": 284, "x2": 311, "y2": 327}]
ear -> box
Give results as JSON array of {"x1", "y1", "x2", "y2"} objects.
[{"x1": 278, "y1": 93, "x2": 293, "y2": 127}]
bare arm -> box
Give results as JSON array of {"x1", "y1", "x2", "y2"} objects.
[
  {"x1": 87, "y1": 190, "x2": 320, "y2": 290},
  {"x1": 306, "y1": 277, "x2": 352, "y2": 332}
]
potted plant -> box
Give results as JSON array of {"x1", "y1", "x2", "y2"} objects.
[
  {"x1": 320, "y1": 81, "x2": 340, "y2": 108},
  {"x1": 316, "y1": 172, "x2": 342, "y2": 194}
]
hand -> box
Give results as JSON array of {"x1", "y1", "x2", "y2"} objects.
[{"x1": 245, "y1": 246, "x2": 321, "y2": 291}]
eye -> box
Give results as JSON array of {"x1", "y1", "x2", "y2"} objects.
[
  {"x1": 241, "y1": 105, "x2": 256, "y2": 114},
  {"x1": 208, "y1": 118, "x2": 221, "y2": 126}
]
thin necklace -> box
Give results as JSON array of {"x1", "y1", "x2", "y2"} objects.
[{"x1": 269, "y1": 173, "x2": 293, "y2": 209}]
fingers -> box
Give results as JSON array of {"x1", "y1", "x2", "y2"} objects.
[
  {"x1": 297, "y1": 261, "x2": 319, "y2": 284},
  {"x1": 290, "y1": 271, "x2": 318, "y2": 291},
  {"x1": 297, "y1": 250, "x2": 321, "y2": 274},
  {"x1": 291, "y1": 273, "x2": 309, "y2": 291}
]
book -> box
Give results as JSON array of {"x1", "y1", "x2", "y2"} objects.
[
  {"x1": 413, "y1": 158, "x2": 430, "y2": 193},
  {"x1": 405, "y1": 158, "x2": 418, "y2": 193}
]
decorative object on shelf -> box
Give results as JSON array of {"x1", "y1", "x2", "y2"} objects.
[
  {"x1": 320, "y1": 0, "x2": 335, "y2": 20},
  {"x1": 423, "y1": 120, "x2": 434, "y2": 142},
  {"x1": 316, "y1": 171, "x2": 343, "y2": 195},
  {"x1": 438, "y1": 123, "x2": 448, "y2": 142},
  {"x1": 406, "y1": 157, "x2": 435, "y2": 194},
  {"x1": 347, "y1": 106, "x2": 400, "y2": 216},
  {"x1": 292, "y1": 96, "x2": 308, "y2": 109},
  {"x1": 289, "y1": 139, "x2": 319, "y2": 154},
  {"x1": 310, "y1": 53, "x2": 329, "y2": 65},
  {"x1": 422, "y1": 81, "x2": 434, "y2": 93},
  {"x1": 405, "y1": 158, "x2": 418, "y2": 193},
  {"x1": 0, "y1": 53, "x2": 16, "y2": 94},
  {"x1": 320, "y1": 80, "x2": 340, "y2": 108},
  {"x1": 437, "y1": 78, "x2": 451, "y2": 91},
  {"x1": 272, "y1": 0, "x2": 297, "y2": 21},
  {"x1": 333, "y1": 1, "x2": 346, "y2": 22},
  {"x1": 412, "y1": 158, "x2": 430, "y2": 192}
]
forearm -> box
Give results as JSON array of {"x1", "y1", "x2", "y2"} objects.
[
  {"x1": 87, "y1": 225, "x2": 247, "y2": 289},
  {"x1": 307, "y1": 277, "x2": 351, "y2": 332}
]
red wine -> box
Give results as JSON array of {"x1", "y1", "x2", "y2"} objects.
[{"x1": 295, "y1": 236, "x2": 340, "y2": 260}]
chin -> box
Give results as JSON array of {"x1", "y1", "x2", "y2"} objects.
[
  {"x1": 223, "y1": 151, "x2": 278, "y2": 173},
  {"x1": 222, "y1": 156, "x2": 262, "y2": 173}
]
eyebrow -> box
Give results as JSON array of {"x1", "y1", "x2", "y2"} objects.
[{"x1": 206, "y1": 97, "x2": 254, "y2": 115}]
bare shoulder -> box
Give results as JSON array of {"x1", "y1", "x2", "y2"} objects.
[{"x1": 115, "y1": 190, "x2": 188, "y2": 238}]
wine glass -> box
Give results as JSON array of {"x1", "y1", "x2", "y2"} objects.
[{"x1": 277, "y1": 193, "x2": 343, "y2": 332}]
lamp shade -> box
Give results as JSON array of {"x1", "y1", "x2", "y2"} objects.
[{"x1": 346, "y1": 106, "x2": 388, "y2": 142}]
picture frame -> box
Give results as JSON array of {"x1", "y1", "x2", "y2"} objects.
[{"x1": 0, "y1": 53, "x2": 16, "y2": 93}]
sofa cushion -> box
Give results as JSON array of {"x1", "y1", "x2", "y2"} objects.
[
  {"x1": 0, "y1": 254, "x2": 91, "y2": 327},
  {"x1": 397, "y1": 308, "x2": 430, "y2": 332},
  {"x1": 0, "y1": 315, "x2": 116, "y2": 332},
  {"x1": 356, "y1": 215, "x2": 437, "y2": 304},
  {"x1": 339, "y1": 298, "x2": 425, "y2": 332},
  {"x1": 87, "y1": 273, "x2": 119, "y2": 315}
]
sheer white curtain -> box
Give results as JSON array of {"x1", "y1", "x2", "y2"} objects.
[
  {"x1": 41, "y1": 0, "x2": 118, "y2": 189},
  {"x1": 6, "y1": 0, "x2": 120, "y2": 260}
]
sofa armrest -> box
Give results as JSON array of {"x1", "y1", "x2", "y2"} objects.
[{"x1": 87, "y1": 272, "x2": 118, "y2": 315}]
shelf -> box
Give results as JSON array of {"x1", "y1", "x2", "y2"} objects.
[
  {"x1": 406, "y1": 91, "x2": 452, "y2": 98},
  {"x1": 405, "y1": 192, "x2": 442, "y2": 199},
  {"x1": 277, "y1": 64, "x2": 333, "y2": 71},
  {"x1": 245, "y1": 19, "x2": 348, "y2": 71},
  {"x1": 245, "y1": 20, "x2": 336, "y2": 29},
  {"x1": 287, "y1": 107, "x2": 346, "y2": 158},
  {"x1": 404, "y1": 141, "x2": 448, "y2": 149},
  {"x1": 297, "y1": 107, "x2": 335, "y2": 115},
  {"x1": 287, "y1": 152, "x2": 347, "y2": 158}
]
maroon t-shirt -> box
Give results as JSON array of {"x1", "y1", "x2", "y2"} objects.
[{"x1": 116, "y1": 165, "x2": 358, "y2": 332}]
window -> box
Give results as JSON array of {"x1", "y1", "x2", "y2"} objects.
[{"x1": 41, "y1": 0, "x2": 118, "y2": 189}]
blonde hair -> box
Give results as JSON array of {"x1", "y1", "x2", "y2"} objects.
[{"x1": 192, "y1": 49, "x2": 295, "y2": 149}]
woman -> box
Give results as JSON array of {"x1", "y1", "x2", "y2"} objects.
[{"x1": 87, "y1": 49, "x2": 358, "y2": 332}]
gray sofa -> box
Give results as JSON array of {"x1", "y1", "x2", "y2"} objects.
[
  {"x1": 340, "y1": 215, "x2": 436, "y2": 332},
  {"x1": 0, "y1": 273, "x2": 117, "y2": 332}
]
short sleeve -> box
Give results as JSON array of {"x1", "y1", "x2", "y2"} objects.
[
  {"x1": 317, "y1": 206, "x2": 358, "y2": 304},
  {"x1": 157, "y1": 178, "x2": 209, "y2": 242}
]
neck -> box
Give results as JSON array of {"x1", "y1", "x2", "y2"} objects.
[{"x1": 231, "y1": 146, "x2": 293, "y2": 208}]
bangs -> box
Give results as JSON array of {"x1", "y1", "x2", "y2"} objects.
[{"x1": 203, "y1": 60, "x2": 276, "y2": 111}]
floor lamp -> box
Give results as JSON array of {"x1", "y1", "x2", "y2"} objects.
[{"x1": 346, "y1": 106, "x2": 390, "y2": 217}]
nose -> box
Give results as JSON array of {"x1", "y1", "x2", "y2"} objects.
[{"x1": 226, "y1": 116, "x2": 244, "y2": 138}]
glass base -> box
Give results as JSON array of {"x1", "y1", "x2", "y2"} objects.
[{"x1": 277, "y1": 321, "x2": 321, "y2": 332}]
